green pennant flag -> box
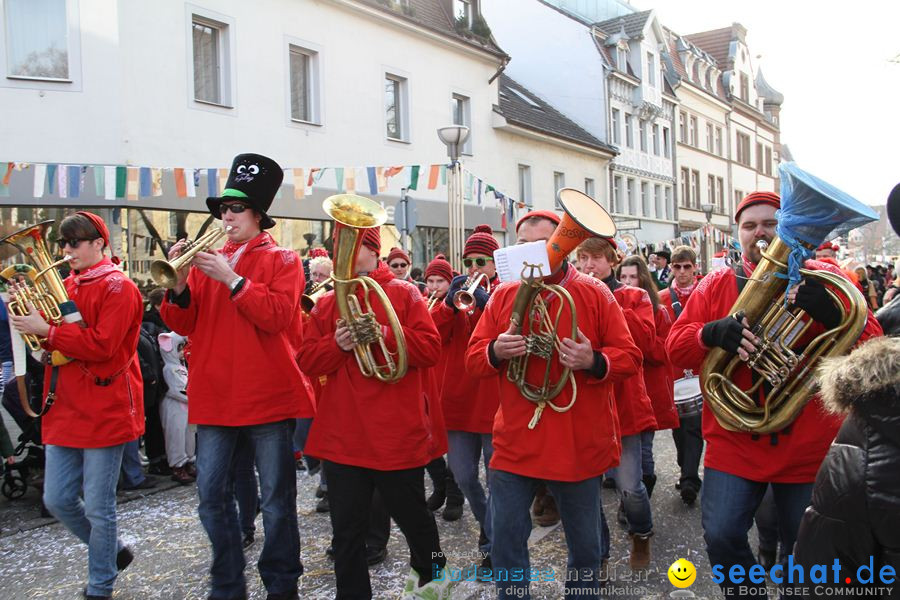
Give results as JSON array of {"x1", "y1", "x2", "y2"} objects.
[
  {"x1": 93, "y1": 166, "x2": 104, "y2": 196},
  {"x1": 115, "y1": 166, "x2": 127, "y2": 198},
  {"x1": 440, "y1": 165, "x2": 447, "y2": 185},
  {"x1": 408, "y1": 165, "x2": 420, "y2": 190},
  {"x1": 335, "y1": 167, "x2": 345, "y2": 193}
]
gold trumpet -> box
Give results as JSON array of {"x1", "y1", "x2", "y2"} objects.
[
  {"x1": 150, "y1": 226, "x2": 232, "y2": 289},
  {"x1": 301, "y1": 277, "x2": 333, "y2": 313},
  {"x1": 425, "y1": 289, "x2": 442, "y2": 310},
  {"x1": 453, "y1": 272, "x2": 489, "y2": 311},
  {"x1": 325, "y1": 194, "x2": 407, "y2": 383}
]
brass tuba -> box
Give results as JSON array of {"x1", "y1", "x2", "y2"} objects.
[
  {"x1": 506, "y1": 188, "x2": 617, "y2": 428},
  {"x1": 150, "y1": 226, "x2": 231, "y2": 289},
  {"x1": 324, "y1": 194, "x2": 407, "y2": 383},
  {"x1": 701, "y1": 165, "x2": 875, "y2": 434},
  {"x1": 0, "y1": 221, "x2": 79, "y2": 368}
]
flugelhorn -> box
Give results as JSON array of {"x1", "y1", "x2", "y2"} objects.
[
  {"x1": 701, "y1": 163, "x2": 877, "y2": 433},
  {"x1": 506, "y1": 188, "x2": 616, "y2": 429},
  {"x1": 150, "y1": 226, "x2": 232, "y2": 289},
  {"x1": 453, "y1": 272, "x2": 488, "y2": 311},
  {"x1": 301, "y1": 277, "x2": 333, "y2": 313},
  {"x1": 325, "y1": 194, "x2": 407, "y2": 383}
]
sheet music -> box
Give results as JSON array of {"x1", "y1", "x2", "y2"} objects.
[{"x1": 493, "y1": 241, "x2": 551, "y2": 282}]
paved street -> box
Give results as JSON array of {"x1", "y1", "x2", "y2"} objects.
[{"x1": 0, "y1": 431, "x2": 736, "y2": 599}]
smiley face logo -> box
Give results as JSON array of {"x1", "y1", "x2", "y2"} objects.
[{"x1": 668, "y1": 558, "x2": 696, "y2": 588}]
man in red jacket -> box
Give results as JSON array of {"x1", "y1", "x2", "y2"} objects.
[
  {"x1": 576, "y1": 237, "x2": 657, "y2": 570},
  {"x1": 11, "y1": 211, "x2": 143, "y2": 600},
  {"x1": 658, "y1": 245, "x2": 704, "y2": 505},
  {"x1": 432, "y1": 226, "x2": 501, "y2": 575},
  {"x1": 298, "y1": 226, "x2": 451, "y2": 600},
  {"x1": 666, "y1": 191, "x2": 883, "y2": 599},
  {"x1": 466, "y1": 211, "x2": 641, "y2": 600},
  {"x1": 161, "y1": 154, "x2": 313, "y2": 600}
]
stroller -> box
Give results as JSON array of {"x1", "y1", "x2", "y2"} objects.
[{"x1": 1, "y1": 354, "x2": 45, "y2": 501}]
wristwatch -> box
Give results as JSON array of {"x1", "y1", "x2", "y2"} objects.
[{"x1": 228, "y1": 276, "x2": 245, "y2": 292}]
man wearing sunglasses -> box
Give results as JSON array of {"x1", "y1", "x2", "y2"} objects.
[
  {"x1": 161, "y1": 153, "x2": 313, "y2": 600},
  {"x1": 11, "y1": 211, "x2": 143, "y2": 600},
  {"x1": 387, "y1": 247, "x2": 427, "y2": 294},
  {"x1": 658, "y1": 246, "x2": 704, "y2": 506}
]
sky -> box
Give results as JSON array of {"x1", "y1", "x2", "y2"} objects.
[{"x1": 646, "y1": 0, "x2": 900, "y2": 208}]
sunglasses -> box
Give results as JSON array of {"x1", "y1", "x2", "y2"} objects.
[
  {"x1": 671, "y1": 264, "x2": 695, "y2": 271},
  {"x1": 389, "y1": 262, "x2": 409, "y2": 269},
  {"x1": 463, "y1": 257, "x2": 493, "y2": 268},
  {"x1": 219, "y1": 203, "x2": 249, "y2": 215},
  {"x1": 57, "y1": 238, "x2": 97, "y2": 250}
]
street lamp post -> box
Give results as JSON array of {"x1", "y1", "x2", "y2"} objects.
[
  {"x1": 700, "y1": 203, "x2": 715, "y2": 273},
  {"x1": 437, "y1": 125, "x2": 470, "y2": 272}
]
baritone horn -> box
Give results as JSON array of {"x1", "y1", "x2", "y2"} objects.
[
  {"x1": 506, "y1": 188, "x2": 617, "y2": 429},
  {"x1": 325, "y1": 194, "x2": 407, "y2": 383},
  {"x1": 150, "y1": 226, "x2": 232, "y2": 288}
]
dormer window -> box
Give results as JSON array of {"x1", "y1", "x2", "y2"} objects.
[
  {"x1": 617, "y1": 46, "x2": 627, "y2": 71},
  {"x1": 646, "y1": 52, "x2": 656, "y2": 86},
  {"x1": 739, "y1": 72, "x2": 749, "y2": 102},
  {"x1": 454, "y1": 0, "x2": 472, "y2": 27}
]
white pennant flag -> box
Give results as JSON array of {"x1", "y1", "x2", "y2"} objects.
[
  {"x1": 185, "y1": 169, "x2": 197, "y2": 197},
  {"x1": 32, "y1": 164, "x2": 47, "y2": 197},
  {"x1": 104, "y1": 166, "x2": 117, "y2": 200}
]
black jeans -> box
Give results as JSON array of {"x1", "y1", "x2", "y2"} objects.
[
  {"x1": 324, "y1": 461, "x2": 445, "y2": 600},
  {"x1": 425, "y1": 456, "x2": 464, "y2": 505},
  {"x1": 143, "y1": 401, "x2": 167, "y2": 465},
  {"x1": 671, "y1": 413, "x2": 703, "y2": 492}
]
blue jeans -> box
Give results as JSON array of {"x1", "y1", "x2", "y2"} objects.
[
  {"x1": 490, "y1": 469, "x2": 602, "y2": 600},
  {"x1": 232, "y1": 432, "x2": 258, "y2": 536},
  {"x1": 447, "y1": 431, "x2": 493, "y2": 554},
  {"x1": 702, "y1": 468, "x2": 814, "y2": 599},
  {"x1": 196, "y1": 420, "x2": 301, "y2": 598},
  {"x1": 606, "y1": 434, "x2": 653, "y2": 535},
  {"x1": 119, "y1": 438, "x2": 145, "y2": 488},
  {"x1": 44, "y1": 443, "x2": 127, "y2": 597},
  {"x1": 640, "y1": 430, "x2": 654, "y2": 478}
]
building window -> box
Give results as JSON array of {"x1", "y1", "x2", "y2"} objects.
[
  {"x1": 611, "y1": 109, "x2": 621, "y2": 145},
  {"x1": 689, "y1": 116, "x2": 698, "y2": 147},
  {"x1": 679, "y1": 111, "x2": 687, "y2": 143},
  {"x1": 639, "y1": 120, "x2": 647, "y2": 152},
  {"x1": 627, "y1": 178, "x2": 636, "y2": 214},
  {"x1": 289, "y1": 45, "x2": 319, "y2": 124},
  {"x1": 624, "y1": 113, "x2": 633, "y2": 148},
  {"x1": 715, "y1": 126, "x2": 723, "y2": 156},
  {"x1": 734, "y1": 189, "x2": 744, "y2": 212},
  {"x1": 584, "y1": 177, "x2": 595, "y2": 197},
  {"x1": 706, "y1": 123, "x2": 714, "y2": 153},
  {"x1": 646, "y1": 52, "x2": 656, "y2": 86},
  {"x1": 5, "y1": 0, "x2": 69, "y2": 80},
  {"x1": 652, "y1": 124, "x2": 660, "y2": 156},
  {"x1": 385, "y1": 73, "x2": 408, "y2": 141},
  {"x1": 191, "y1": 16, "x2": 232, "y2": 105},
  {"x1": 765, "y1": 146, "x2": 772, "y2": 176},
  {"x1": 663, "y1": 127, "x2": 671, "y2": 158},
  {"x1": 553, "y1": 172, "x2": 565, "y2": 208},
  {"x1": 452, "y1": 93, "x2": 472, "y2": 154},
  {"x1": 453, "y1": 0, "x2": 472, "y2": 26},
  {"x1": 665, "y1": 187, "x2": 673, "y2": 220},
  {"x1": 739, "y1": 73, "x2": 749, "y2": 102},
  {"x1": 756, "y1": 142, "x2": 763, "y2": 172},
  {"x1": 736, "y1": 132, "x2": 751, "y2": 166},
  {"x1": 716, "y1": 176, "x2": 725, "y2": 212},
  {"x1": 613, "y1": 175, "x2": 623, "y2": 213},
  {"x1": 654, "y1": 184, "x2": 662, "y2": 219},
  {"x1": 680, "y1": 168, "x2": 690, "y2": 208},
  {"x1": 641, "y1": 182, "x2": 650, "y2": 216},
  {"x1": 518, "y1": 164, "x2": 532, "y2": 206},
  {"x1": 617, "y1": 47, "x2": 627, "y2": 71},
  {"x1": 690, "y1": 170, "x2": 700, "y2": 209}
]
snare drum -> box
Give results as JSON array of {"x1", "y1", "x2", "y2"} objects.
[{"x1": 673, "y1": 375, "x2": 703, "y2": 418}]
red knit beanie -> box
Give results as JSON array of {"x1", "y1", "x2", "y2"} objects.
[
  {"x1": 424, "y1": 253, "x2": 453, "y2": 282},
  {"x1": 734, "y1": 191, "x2": 780, "y2": 223},
  {"x1": 387, "y1": 247, "x2": 410, "y2": 265},
  {"x1": 515, "y1": 210, "x2": 561, "y2": 233},
  {"x1": 464, "y1": 224, "x2": 500, "y2": 257},
  {"x1": 361, "y1": 227, "x2": 381, "y2": 254},
  {"x1": 308, "y1": 247, "x2": 330, "y2": 259}
]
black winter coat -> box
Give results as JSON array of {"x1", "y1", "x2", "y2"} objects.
[{"x1": 794, "y1": 336, "x2": 900, "y2": 598}]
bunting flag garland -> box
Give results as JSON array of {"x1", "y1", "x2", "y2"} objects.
[
  {"x1": 174, "y1": 168, "x2": 187, "y2": 198},
  {"x1": 0, "y1": 163, "x2": 10, "y2": 197},
  {"x1": 126, "y1": 167, "x2": 139, "y2": 201},
  {"x1": 292, "y1": 168, "x2": 305, "y2": 200},
  {"x1": 93, "y1": 166, "x2": 104, "y2": 198},
  {"x1": 408, "y1": 165, "x2": 420, "y2": 191},
  {"x1": 139, "y1": 167, "x2": 152, "y2": 198},
  {"x1": 334, "y1": 167, "x2": 345, "y2": 193},
  {"x1": 206, "y1": 169, "x2": 217, "y2": 198},
  {"x1": 32, "y1": 163, "x2": 47, "y2": 198},
  {"x1": 367, "y1": 167, "x2": 378, "y2": 196},
  {"x1": 427, "y1": 164, "x2": 440, "y2": 190},
  {"x1": 188, "y1": 169, "x2": 198, "y2": 197},
  {"x1": 116, "y1": 166, "x2": 127, "y2": 198},
  {"x1": 151, "y1": 168, "x2": 163, "y2": 197},
  {"x1": 345, "y1": 167, "x2": 356, "y2": 193},
  {"x1": 104, "y1": 166, "x2": 117, "y2": 200}
]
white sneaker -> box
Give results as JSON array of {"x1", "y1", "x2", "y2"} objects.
[
  {"x1": 401, "y1": 568, "x2": 420, "y2": 597},
  {"x1": 406, "y1": 567, "x2": 454, "y2": 600}
]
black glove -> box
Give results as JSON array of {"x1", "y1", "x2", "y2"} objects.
[
  {"x1": 472, "y1": 285, "x2": 490, "y2": 310},
  {"x1": 701, "y1": 313, "x2": 747, "y2": 354},
  {"x1": 791, "y1": 278, "x2": 842, "y2": 330},
  {"x1": 444, "y1": 275, "x2": 469, "y2": 311}
]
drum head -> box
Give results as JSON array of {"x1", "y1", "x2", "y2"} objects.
[{"x1": 674, "y1": 376, "x2": 701, "y2": 402}]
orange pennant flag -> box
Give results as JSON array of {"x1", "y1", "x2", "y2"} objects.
[
  {"x1": 293, "y1": 168, "x2": 305, "y2": 200},
  {"x1": 174, "y1": 168, "x2": 187, "y2": 197},
  {"x1": 427, "y1": 164, "x2": 440, "y2": 190}
]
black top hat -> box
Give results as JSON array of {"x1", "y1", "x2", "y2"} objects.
[
  {"x1": 888, "y1": 183, "x2": 900, "y2": 238},
  {"x1": 206, "y1": 153, "x2": 284, "y2": 230}
]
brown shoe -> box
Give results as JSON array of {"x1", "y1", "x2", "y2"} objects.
[
  {"x1": 629, "y1": 533, "x2": 651, "y2": 570},
  {"x1": 531, "y1": 484, "x2": 547, "y2": 518},
  {"x1": 171, "y1": 466, "x2": 195, "y2": 485},
  {"x1": 535, "y1": 492, "x2": 560, "y2": 527}
]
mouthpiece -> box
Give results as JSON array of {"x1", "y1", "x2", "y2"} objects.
[
  {"x1": 756, "y1": 240, "x2": 769, "y2": 251},
  {"x1": 225, "y1": 226, "x2": 235, "y2": 233}
]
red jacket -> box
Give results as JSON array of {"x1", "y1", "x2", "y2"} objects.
[
  {"x1": 43, "y1": 258, "x2": 144, "y2": 448},
  {"x1": 608, "y1": 281, "x2": 658, "y2": 437},
  {"x1": 160, "y1": 232, "x2": 313, "y2": 426},
  {"x1": 431, "y1": 300, "x2": 501, "y2": 433},
  {"x1": 298, "y1": 261, "x2": 442, "y2": 470},
  {"x1": 466, "y1": 268, "x2": 641, "y2": 482},
  {"x1": 643, "y1": 304, "x2": 679, "y2": 430},
  {"x1": 666, "y1": 259, "x2": 883, "y2": 482}
]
